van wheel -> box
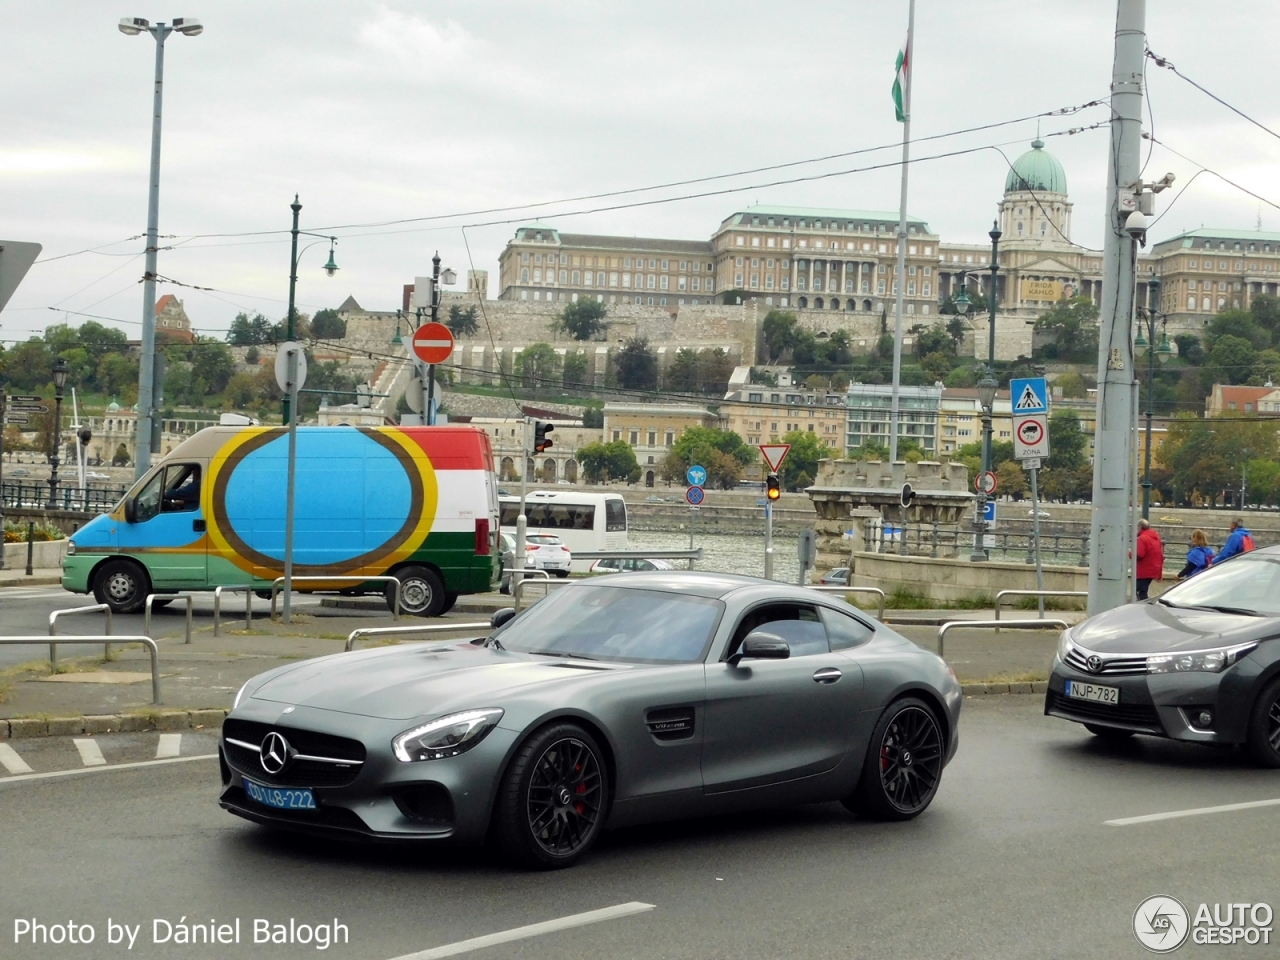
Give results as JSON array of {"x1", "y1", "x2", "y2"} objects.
[
  {"x1": 92, "y1": 559, "x2": 151, "y2": 615},
  {"x1": 441, "y1": 592, "x2": 459, "y2": 614},
  {"x1": 390, "y1": 566, "x2": 446, "y2": 617}
]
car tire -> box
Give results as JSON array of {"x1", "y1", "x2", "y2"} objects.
[
  {"x1": 493, "y1": 722, "x2": 610, "y2": 870},
  {"x1": 389, "y1": 566, "x2": 446, "y2": 618},
  {"x1": 1083, "y1": 723, "x2": 1135, "y2": 740},
  {"x1": 1245, "y1": 677, "x2": 1280, "y2": 768},
  {"x1": 845, "y1": 697, "x2": 944, "y2": 821},
  {"x1": 92, "y1": 559, "x2": 151, "y2": 615},
  {"x1": 440, "y1": 592, "x2": 459, "y2": 615},
  {"x1": 148, "y1": 597, "x2": 173, "y2": 610}
]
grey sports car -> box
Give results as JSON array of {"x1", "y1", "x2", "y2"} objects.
[{"x1": 219, "y1": 572, "x2": 962, "y2": 868}]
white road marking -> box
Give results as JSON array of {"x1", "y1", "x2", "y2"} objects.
[
  {"x1": 387, "y1": 902, "x2": 656, "y2": 960},
  {"x1": 156, "y1": 733, "x2": 182, "y2": 758},
  {"x1": 73, "y1": 738, "x2": 106, "y2": 766},
  {"x1": 0, "y1": 743, "x2": 34, "y2": 775},
  {"x1": 0, "y1": 753, "x2": 217, "y2": 785},
  {"x1": 1106, "y1": 797, "x2": 1280, "y2": 826}
]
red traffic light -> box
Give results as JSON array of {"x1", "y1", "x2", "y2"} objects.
[{"x1": 533, "y1": 420, "x2": 554, "y2": 454}]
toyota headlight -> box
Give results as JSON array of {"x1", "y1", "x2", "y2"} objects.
[
  {"x1": 1057, "y1": 630, "x2": 1074, "y2": 663},
  {"x1": 1147, "y1": 642, "x2": 1257, "y2": 674},
  {"x1": 393, "y1": 708, "x2": 504, "y2": 762}
]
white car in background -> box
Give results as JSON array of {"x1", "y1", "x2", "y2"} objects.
[
  {"x1": 588, "y1": 557, "x2": 676, "y2": 574},
  {"x1": 525, "y1": 533, "x2": 572, "y2": 577}
]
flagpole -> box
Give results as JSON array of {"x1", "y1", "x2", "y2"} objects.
[{"x1": 888, "y1": 0, "x2": 915, "y2": 463}]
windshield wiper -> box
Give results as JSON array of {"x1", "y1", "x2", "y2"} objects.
[
  {"x1": 484, "y1": 636, "x2": 505, "y2": 651},
  {"x1": 530, "y1": 650, "x2": 598, "y2": 661},
  {"x1": 1164, "y1": 601, "x2": 1261, "y2": 616}
]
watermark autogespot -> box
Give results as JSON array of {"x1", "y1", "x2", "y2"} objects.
[{"x1": 1133, "y1": 896, "x2": 1274, "y2": 952}]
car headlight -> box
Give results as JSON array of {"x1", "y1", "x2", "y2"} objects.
[
  {"x1": 65, "y1": 541, "x2": 76, "y2": 556},
  {"x1": 1057, "y1": 630, "x2": 1074, "y2": 663},
  {"x1": 393, "y1": 708, "x2": 504, "y2": 762},
  {"x1": 232, "y1": 681, "x2": 251, "y2": 710},
  {"x1": 1147, "y1": 641, "x2": 1257, "y2": 674}
]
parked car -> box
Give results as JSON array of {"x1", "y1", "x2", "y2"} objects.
[
  {"x1": 525, "y1": 533, "x2": 572, "y2": 576},
  {"x1": 1027, "y1": 509, "x2": 1051, "y2": 519},
  {"x1": 85, "y1": 472, "x2": 110, "y2": 480},
  {"x1": 644, "y1": 495, "x2": 665, "y2": 504},
  {"x1": 820, "y1": 567, "x2": 850, "y2": 586},
  {"x1": 10, "y1": 468, "x2": 29, "y2": 477},
  {"x1": 589, "y1": 557, "x2": 676, "y2": 574}
]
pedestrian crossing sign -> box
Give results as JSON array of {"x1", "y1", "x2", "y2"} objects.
[{"x1": 1010, "y1": 377, "x2": 1048, "y2": 415}]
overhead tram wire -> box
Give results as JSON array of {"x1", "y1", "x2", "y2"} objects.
[
  {"x1": 1147, "y1": 49, "x2": 1280, "y2": 146},
  {"x1": 1145, "y1": 136, "x2": 1280, "y2": 217}
]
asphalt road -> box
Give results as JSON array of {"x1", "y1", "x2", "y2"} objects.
[{"x1": 3, "y1": 696, "x2": 1277, "y2": 959}]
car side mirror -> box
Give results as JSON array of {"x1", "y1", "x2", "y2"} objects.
[
  {"x1": 729, "y1": 631, "x2": 791, "y2": 666},
  {"x1": 490, "y1": 607, "x2": 518, "y2": 630},
  {"x1": 123, "y1": 498, "x2": 136, "y2": 523}
]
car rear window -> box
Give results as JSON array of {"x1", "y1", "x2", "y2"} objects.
[{"x1": 605, "y1": 498, "x2": 627, "y2": 532}]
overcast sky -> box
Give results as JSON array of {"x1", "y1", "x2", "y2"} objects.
[{"x1": 4, "y1": 0, "x2": 1279, "y2": 341}]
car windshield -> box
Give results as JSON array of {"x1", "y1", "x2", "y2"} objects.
[
  {"x1": 493, "y1": 584, "x2": 723, "y2": 664},
  {"x1": 1157, "y1": 555, "x2": 1280, "y2": 616}
]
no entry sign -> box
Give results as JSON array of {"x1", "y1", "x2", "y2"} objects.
[{"x1": 411, "y1": 322, "x2": 455, "y2": 365}]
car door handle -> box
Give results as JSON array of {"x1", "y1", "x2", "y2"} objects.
[
  {"x1": 813, "y1": 667, "x2": 842, "y2": 684},
  {"x1": 192, "y1": 519, "x2": 206, "y2": 532}
]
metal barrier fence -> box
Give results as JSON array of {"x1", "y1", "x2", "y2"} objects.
[
  {"x1": 48, "y1": 603, "x2": 113, "y2": 664},
  {"x1": 213, "y1": 585, "x2": 255, "y2": 636},
  {"x1": 864, "y1": 524, "x2": 1091, "y2": 567},
  {"x1": 0, "y1": 635, "x2": 161, "y2": 703},
  {"x1": 144, "y1": 594, "x2": 194, "y2": 644},
  {"x1": 805, "y1": 585, "x2": 887, "y2": 620},
  {"x1": 270, "y1": 576, "x2": 402, "y2": 621},
  {"x1": 994, "y1": 589, "x2": 1088, "y2": 630},
  {"x1": 509, "y1": 569, "x2": 550, "y2": 611},
  {"x1": 936, "y1": 618, "x2": 1069, "y2": 659},
  {"x1": 513, "y1": 573, "x2": 572, "y2": 611},
  {"x1": 1, "y1": 481, "x2": 127, "y2": 513},
  {"x1": 345, "y1": 621, "x2": 490, "y2": 652},
  {"x1": 571, "y1": 549, "x2": 704, "y2": 561}
]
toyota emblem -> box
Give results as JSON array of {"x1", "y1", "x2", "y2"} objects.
[
  {"x1": 1086, "y1": 655, "x2": 1104, "y2": 674},
  {"x1": 260, "y1": 731, "x2": 293, "y2": 775}
]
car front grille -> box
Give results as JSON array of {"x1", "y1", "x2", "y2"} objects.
[
  {"x1": 1064, "y1": 646, "x2": 1149, "y2": 676},
  {"x1": 222, "y1": 718, "x2": 367, "y2": 788},
  {"x1": 1047, "y1": 691, "x2": 1161, "y2": 728}
]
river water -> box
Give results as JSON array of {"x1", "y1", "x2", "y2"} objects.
[{"x1": 627, "y1": 530, "x2": 806, "y2": 583}]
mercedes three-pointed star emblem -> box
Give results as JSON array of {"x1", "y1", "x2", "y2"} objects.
[{"x1": 260, "y1": 731, "x2": 293, "y2": 775}]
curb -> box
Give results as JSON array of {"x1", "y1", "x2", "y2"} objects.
[
  {"x1": 961, "y1": 680, "x2": 1048, "y2": 697},
  {"x1": 0, "y1": 708, "x2": 228, "y2": 740},
  {"x1": 0, "y1": 575, "x2": 63, "y2": 588}
]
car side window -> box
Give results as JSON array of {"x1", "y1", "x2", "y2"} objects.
[
  {"x1": 728, "y1": 603, "x2": 830, "y2": 659},
  {"x1": 161, "y1": 463, "x2": 201, "y2": 513},
  {"x1": 820, "y1": 607, "x2": 874, "y2": 650},
  {"x1": 133, "y1": 470, "x2": 163, "y2": 523}
]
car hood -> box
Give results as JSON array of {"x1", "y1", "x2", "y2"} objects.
[
  {"x1": 1071, "y1": 601, "x2": 1280, "y2": 655},
  {"x1": 248, "y1": 643, "x2": 626, "y2": 720}
]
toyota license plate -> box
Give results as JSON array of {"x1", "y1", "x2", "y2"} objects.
[
  {"x1": 1064, "y1": 680, "x2": 1120, "y2": 705},
  {"x1": 243, "y1": 776, "x2": 316, "y2": 810}
]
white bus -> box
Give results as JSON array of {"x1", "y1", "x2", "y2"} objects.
[{"x1": 499, "y1": 491, "x2": 628, "y2": 572}]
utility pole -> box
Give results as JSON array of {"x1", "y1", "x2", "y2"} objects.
[
  {"x1": 427, "y1": 252, "x2": 441, "y2": 425},
  {"x1": 283, "y1": 196, "x2": 301, "y2": 426},
  {"x1": 887, "y1": 0, "x2": 915, "y2": 464},
  {"x1": 1088, "y1": 0, "x2": 1146, "y2": 614}
]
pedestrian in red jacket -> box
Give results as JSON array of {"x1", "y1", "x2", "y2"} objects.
[{"x1": 1135, "y1": 519, "x2": 1164, "y2": 601}]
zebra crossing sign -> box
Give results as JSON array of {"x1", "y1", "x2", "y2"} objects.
[{"x1": 1010, "y1": 377, "x2": 1048, "y2": 416}]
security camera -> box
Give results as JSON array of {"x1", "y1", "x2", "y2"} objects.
[
  {"x1": 118, "y1": 17, "x2": 149, "y2": 35},
  {"x1": 172, "y1": 17, "x2": 203, "y2": 36},
  {"x1": 1124, "y1": 210, "x2": 1150, "y2": 245}
]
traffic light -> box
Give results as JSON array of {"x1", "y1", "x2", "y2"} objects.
[
  {"x1": 766, "y1": 473, "x2": 781, "y2": 501},
  {"x1": 901, "y1": 482, "x2": 915, "y2": 508},
  {"x1": 533, "y1": 420, "x2": 554, "y2": 453},
  {"x1": 77, "y1": 426, "x2": 92, "y2": 448}
]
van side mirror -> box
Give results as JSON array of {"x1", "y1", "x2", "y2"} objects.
[
  {"x1": 123, "y1": 498, "x2": 136, "y2": 523},
  {"x1": 490, "y1": 607, "x2": 518, "y2": 630},
  {"x1": 729, "y1": 631, "x2": 791, "y2": 666}
]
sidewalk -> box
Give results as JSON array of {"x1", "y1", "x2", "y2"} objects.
[{"x1": 0, "y1": 567, "x2": 63, "y2": 587}]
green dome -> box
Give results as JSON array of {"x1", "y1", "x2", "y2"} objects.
[
  {"x1": 1004, "y1": 139, "x2": 1067, "y2": 195},
  {"x1": 106, "y1": 397, "x2": 121, "y2": 413}
]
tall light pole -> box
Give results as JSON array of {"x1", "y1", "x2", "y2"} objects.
[
  {"x1": 47, "y1": 359, "x2": 69, "y2": 509},
  {"x1": 281, "y1": 195, "x2": 338, "y2": 425},
  {"x1": 119, "y1": 17, "x2": 202, "y2": 480},
  {"x1": 1134, "y1": 277, "x2": 1173, "y2": 518}
]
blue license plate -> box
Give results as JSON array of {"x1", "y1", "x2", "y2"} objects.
[{"x1": 243, "y1": 776, "x2": 316, "y2": 810}]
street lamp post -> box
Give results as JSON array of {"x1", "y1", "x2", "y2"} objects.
[
  {"x1": 118, "y1": 16, "x2": 202, "y2": 481},
  {"x1": 281, "y1": 195, "x2": 338, "y2": 425},
  {"x1": 1134, "y1": 277, "x2": 1173, "y2": 519},
  {"x1": 47, "y1": 358, "x2": 69, "y2": 509}
]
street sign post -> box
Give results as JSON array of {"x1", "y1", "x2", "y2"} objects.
[
  {"x1": 685, "y1": 485, "x2": 704, "y2": 506},
  {"x1": 797, "y1": 528, "x2": 818, "y2": 585},
  {"x1": 277, "y1": 343, "x2": 306, "y2": 625},
  {"x1": 1010, "y1": 376, "x2": 1050, "y2": 609},
  {"x1": 981, "y1": 499, "x2": 997, "y2": 528},
  {"x1": 758, "y1": 445, "x2": 789, "y2": 581},
  {"x1": 686, "y1": 464, "x2": 706, "y2": 487},
  {"x1": 410, "y1": 322, "x2": 454, "y2": 365},
  {"x1": 976, "y1": 471, "x2": 998, "y2": 495},
  {"x1": 1013, "y1": 415, "x2": 1049, "y2": 460}
]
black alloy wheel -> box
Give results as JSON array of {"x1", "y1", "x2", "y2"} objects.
[
  {"x1": 1246, "y1": 678, "x2": 1280, "y2": 768},
  {"x1": 389, "y1": 565, "x2": 445, "y2": 617},
  {"x1": 92, "y1": 558, "x2": 151, "y2": 615},
  {"x1": 846, "y1": 697, "x2": 944, "y2": 821},
  {"x1": 494, "y1": 722, "x2": 609, "y2": 869}
]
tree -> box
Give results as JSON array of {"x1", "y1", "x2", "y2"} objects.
[
  {"x1": 780, "y1": 430, "x2": 828, "y2": 490},
  {"x1": 227, "y1": 312, "x2": 274, "y2": 346},
  {"x1": 562, "y1": 351, "x2": 590, "y2": 389},
  {"x1": 1204, "y1": 309, "x2": 1269, "y2": 352},
  {"x1": 577, "y1": 439, "x2": 639, "y2": 483},
  {"x1": 244, "y1": 346, "x2": 260, "y2": 365},
  {"x1": 1204, "y1": 334, "x2": 1255, "y2": 387},
  {"x1": 665, "y1": 348, "x2": 701, "y2": 393},
  {"x1": 696, "y1": 348, "x2": 734, "y2": 395},
  {"x1": 1053, "y1": 371, "x2": 1088, "y2": 398},
  {"x1": 581, "y1": 405, "x2": 603, "y2": 429},
  {"x1": 659, "y1": 447, "x2": 743, "y2": 489},
  {"x1": 663, "y1": 426, "x2": 754, "y2": 489},
  {"x1": 516, "y1": 342, "x2": 559, "y2": 395},
  {"x1": 921, "y1": 351, "x2": 953, "y2": 382},
  {"x1": 95, "y1": 352, "x2": 137, "y2": 398},
  {"x1": 1173, "y1": 334, "x2": 1204, "y2": 365},
  {"x1": 311, "y1": 308, "x2": 347, "y2": 340},
  {"x1": 190, "y1": 338, "x2": 235, "y2": 394},
  {"x1": 912, "y1": 322, "x2": 953, "y2": 359},
  {"x1": 614, "y1": 337, "x2": 658, "y2": 390},
  {"x1": 223, "y1": 372, "x2": 260, "y2": 409},
  {"x1": 446, "y1": 304, "x2": 480, "y2": 337},
  {"x1": 112, "y1": 443, "x2": 131, "y2": 466},
  {"x1": 944, "y1": 366, "x2": 977, "y2": 388},
  {"x1": 2, "y1": 338, "x2": 53, "y2": 391},
  {"x1": 761, "y1": 310, "x2": 798, "y2": 362},
  {"x1": 1033, "y1": 297, "x2": 1099, "y2": 362},
  {"x1": 996, "y1": 460, "x2": 1028, "y2": 499},
  {"x1": 556, "y1": 299, "x2": 607, "y2": 341},
  {"x1": 1046, "y1": 411, "x2": 1087, "y2": 471}
]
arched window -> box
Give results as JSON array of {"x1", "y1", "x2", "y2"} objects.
[
  {"x1": 1202, "y1": 296, "x2": 1211, "y2": 310},
  {"x1": 798, "y1": 296, "x2": 808, "y2": 308},
  {"x1": 814, "y1": 297, "x2": 824, "y2": 309},
  {"x1": 520, "y1": 268, "x2": 529, "y2": 283},
  {"x1": 1017, "y1": 222, "x2": 1024, "y2": 235},
  {"x1": 863, "y1": 299, "x2": 873, "y2": 311},
  {"x1": 1188, "y1": 295, "x2": 1195, "y2": 309},
  {"x1": 831, "y1": 298, "x2": 841, "y2": 310}
]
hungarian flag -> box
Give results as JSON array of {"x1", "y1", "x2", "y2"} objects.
[{"x1": 892, "y1": 33, "x2": 909, "y2": 122}]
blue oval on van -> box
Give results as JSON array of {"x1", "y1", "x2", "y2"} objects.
[{"x1": 222, "y1": 429, "x2": 413, "y2": 564}]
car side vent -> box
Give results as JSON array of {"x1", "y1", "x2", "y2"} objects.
[{"x1": 646, "y1": 707, "x2": 695, "y2": 742}]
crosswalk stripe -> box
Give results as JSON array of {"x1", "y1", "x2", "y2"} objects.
[
  {"x1": 156, "y1": 733, "x2": 182, "y2": 759},
  {"x1": 73, "y1": 738, "x2": 106, "y2": 766},
  {"x1": 0, "y1": 743, "x2": 34, "y2": 775},
  {"x1": 0, "y1": 753, "x2": 216, "y2": 785}
]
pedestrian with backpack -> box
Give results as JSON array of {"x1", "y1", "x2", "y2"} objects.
[
  {"x1": 1177, "y1": 529, "x2": 1214, "y2": 579},
  {"x1": 1215, "y1": 518, "x2": 1255, "y2": 564}
]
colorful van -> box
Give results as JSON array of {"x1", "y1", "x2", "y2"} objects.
[{"x1": 62, "y1": 425, "x2": 501, "y2": 616}]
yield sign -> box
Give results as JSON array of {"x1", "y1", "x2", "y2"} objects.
[
  {"x1": 411, "y1": 322, "x2": 455, "y2": 364},
  {"x1": 759, "y1": 443, "x2": 790, "y2": 473}
]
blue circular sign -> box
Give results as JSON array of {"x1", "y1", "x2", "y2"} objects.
[
  {"x1": 685, "y1": 485, "x2": 705, "y2": 506},
  {"x1": 686, "y1": 464, "x2": 707, "y2": 487}
]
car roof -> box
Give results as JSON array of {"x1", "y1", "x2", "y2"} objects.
[{"x1": 583, "y1": 570, "x2": 818, "y2": 601}]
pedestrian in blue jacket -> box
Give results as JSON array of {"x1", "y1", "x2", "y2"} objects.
[
  {"x1": 1177, "y1": 529, "x2": 1214, "y2": 579},
  {"x1": 1215, "y1": 518, "x2": 1254, "y2": 564}
]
